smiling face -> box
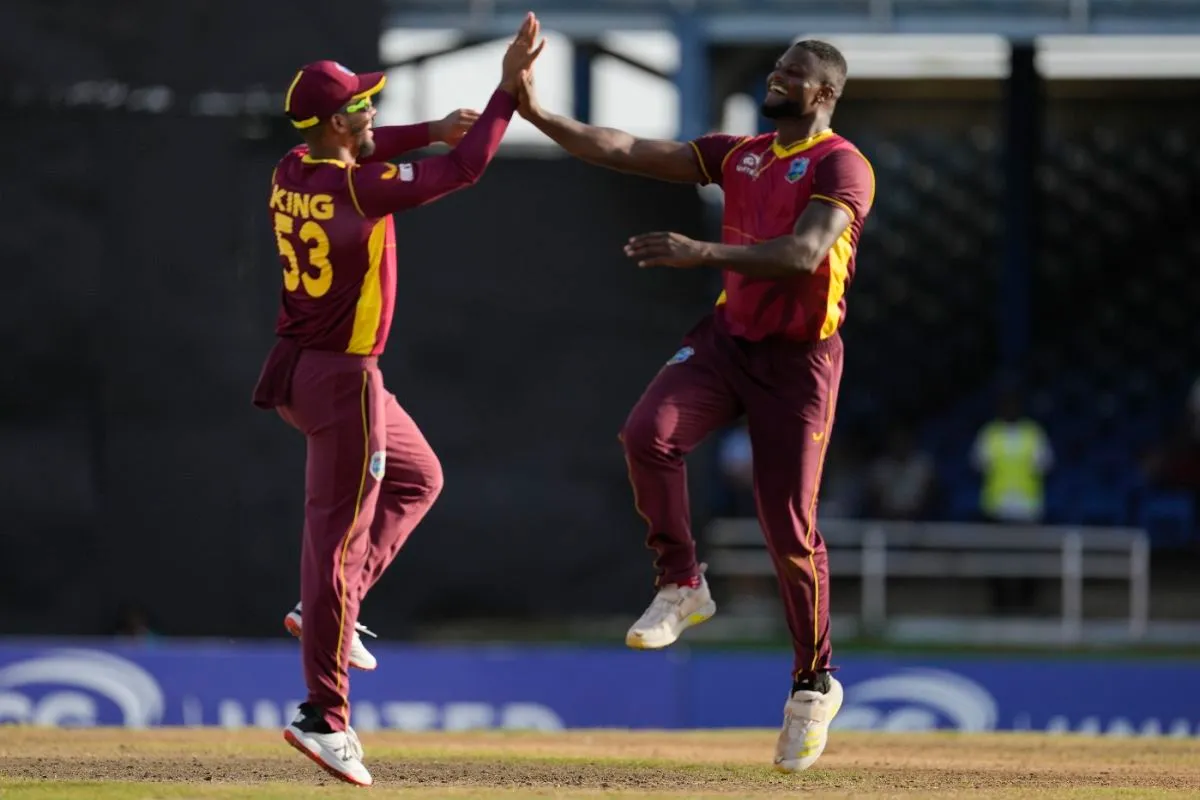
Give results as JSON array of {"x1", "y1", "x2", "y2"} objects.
[{"x1": 761, "y1": 42, "x2": 843, "y2": 122}]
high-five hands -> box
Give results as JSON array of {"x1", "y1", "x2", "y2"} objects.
[
  {"x1": 516, "y1": 64, "x2": 542, "y2": 121},
  {"x1": 500, "y1": 12, "x2": 547, "y2": 96}
]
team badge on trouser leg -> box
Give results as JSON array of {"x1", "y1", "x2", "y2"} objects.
[{"x1": 774, "y1": 675, "x2": 844, "y2": 772}]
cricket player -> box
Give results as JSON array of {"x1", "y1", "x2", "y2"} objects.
[
  {"x1": 251, "y1": 13, "x2": 545, "y2": 786},
  {"x1": 516, "y1": 40, "x2": 874, "y2": 771}
]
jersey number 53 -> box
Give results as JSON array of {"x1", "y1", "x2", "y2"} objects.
[{"x1": 274, "y1": 212, "x2": 333, "y2": 298}]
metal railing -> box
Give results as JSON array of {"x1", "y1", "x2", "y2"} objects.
[{"x1": 705, "y1": 517, "x2": 1151, "y2": 643}]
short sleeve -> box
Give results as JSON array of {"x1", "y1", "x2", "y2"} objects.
[
  {"x1": 688, "y1": 133, "x2": 748, "y2": 187},
  {"x1": 810, "y1": 147, "x2": 875, "y2": 223}
]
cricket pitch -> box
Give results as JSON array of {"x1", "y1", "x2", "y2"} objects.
[{"x1": 1, "y1": 727, "x2": 1197, "y2": 798}]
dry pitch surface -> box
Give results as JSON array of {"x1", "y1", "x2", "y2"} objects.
[{"x1": 1, "y1": 727, "x2": 1198, "y2": 798}]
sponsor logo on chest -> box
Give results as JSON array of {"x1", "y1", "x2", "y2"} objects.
[
  {"x1": 735, "y1": 150, "x2": 765, "y2": 178},
  {"x1": 733, "y1": 150, "x2": 815, "y2": 184}
]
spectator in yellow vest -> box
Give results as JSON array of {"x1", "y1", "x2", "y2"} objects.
[
  {"x1": 971, "y1": 390, "x2": 1054, "y2": 524},
  {"x1": 970, "y1": 389, "x2": 1053, "y2": 613}
]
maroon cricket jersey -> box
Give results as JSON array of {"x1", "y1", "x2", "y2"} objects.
[
  {"x1": 690, "y1": 130, "x2": 875, "y2": 342},
  {"x1": 268, "y1": 88, "x2": 517, "y2": 356}
]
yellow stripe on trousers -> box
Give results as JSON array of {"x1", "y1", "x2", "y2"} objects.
[
  {"x1": 804, "y1": 352, "x2": 837, "y2": 676},
  {"x1": 335, "y1": 371, "x2": 371, "y2": 724}
]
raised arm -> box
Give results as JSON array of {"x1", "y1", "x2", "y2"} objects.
[
  {"x1": 348, "y1": 12, "x2": 545, "y2": 217},
  {"x1": 363, "y1": 108, "x2": 484, "y2": 164},
  {"x1": 527, "y1": 115, "x2": 702, "y2": 183},
  {"x1": 349, "y1": 88, "x2": 515, "y2": 217},
  {"x1": 517, "y1": 71, "x2": 714, "y2": 184}
]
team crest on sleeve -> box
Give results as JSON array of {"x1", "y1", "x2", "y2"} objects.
[
  {"x1": 785, "y1": 157, "x2": 810, "y2": 183},
  {"x1": 666, "y1": 346, "x2": 694, "y2": 365},
  {"x1": 369, "y1": 451, "x2": 387, "y2": 481}
]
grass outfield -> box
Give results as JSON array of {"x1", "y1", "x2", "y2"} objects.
[{"x1": 1, "y1": 728, "x2": 1198, "y2": 798}]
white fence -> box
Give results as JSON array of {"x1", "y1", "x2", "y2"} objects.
[{"x1": 705, "y1": 517, "x2": 1151, "y2": 644}]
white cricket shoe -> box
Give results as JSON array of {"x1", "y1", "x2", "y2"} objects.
[
  {"x1": 284, "y1": 603, "x2": 378, "y2": 671},
  {"x1": 284, "y1": 704, "x2": 373, "y2": 787},
  {"x1": 625, "y1": 567, "x2": 717, "y2": 650},
  {"x1": 774, "y1": 676, "x2": 844, "y2": 773}
]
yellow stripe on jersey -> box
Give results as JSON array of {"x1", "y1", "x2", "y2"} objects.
[
  {"x1": 347, "y1": 219, "x2": 388, "y2": 355},
  {"x1": 819, "y1": 227, "x2": 854, "y2": 339}
]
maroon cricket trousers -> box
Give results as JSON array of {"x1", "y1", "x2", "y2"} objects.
[
  {"x1": 620, "y1": 313, "x2": 842, "y2": 680},
  {"x1": 257, "y1": 343, "x2": 443, "y2": 731}
]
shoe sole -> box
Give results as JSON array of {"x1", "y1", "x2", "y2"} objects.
[
  {"x1": 284, "y1": 615, "x2": 377, "y2": 672},
  {"x1": 625, "y1": 600, "x2": 717, "y2": 650},
  {"x1": 283, "y1": 728, "x2": 372, "y2": 787}
]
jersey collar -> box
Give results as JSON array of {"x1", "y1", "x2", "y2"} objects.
[
  {"x1": 772, "y1": 129, "x2": 836, "y2": 159},
  {"x1": 301, "y1": 154, "x2": 349, "y2": 169}
]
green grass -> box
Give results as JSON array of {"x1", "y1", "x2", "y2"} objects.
[
  {"x1": 4, "y1": 776, "x2": 1199, "y2": 800},
  {"x1": 3, "y1": 728, "x2": 1199, "y2": 799}
]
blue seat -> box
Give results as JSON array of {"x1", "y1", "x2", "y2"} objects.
[
  {"x1": 1070, "y1": 488, "x2": 1131, "y2": 527},
  {"x1": 948, "y1": 486, "x2": 980, "y2": 522},
  {"x1": 1137, "y1": 492, "x2": 1197, "y2": 548},
  {"x1": 1045, "y1": 477, "x2": 1083, "y2": 524}
]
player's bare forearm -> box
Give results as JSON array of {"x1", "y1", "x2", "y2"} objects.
[
  {"x1": 526, "y1": 110, "x2": 627, "y2": 164},
  {"x1": 701, "y1": 200, "x2": 855, "y2": 277},
  {"x1": 527, "y1": 111, "x2": 702, "y2": 183},
  {"x1": 698, "y1": 238, "x2": 822, "y2": 278}
]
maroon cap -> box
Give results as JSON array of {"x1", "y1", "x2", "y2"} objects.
[{"x1": 284, "y1": 60, "x2": 386, "y2": 129}]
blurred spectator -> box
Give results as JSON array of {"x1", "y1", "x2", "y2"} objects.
[
  {"x1": 864, "y1": 428, "x2": 937, "y2": 520},
  {"x1": 1141, "y1": 377, "x2": 1200, "y2": 497},
  {"x1": 1142, "y1": 418, "x2": 1200, "y2": 495},
  {"x1": 970, "y1": 388, "x2": 1053, "y2": 613},
  {"x1": 818, "y1": 434, "x2": 866, "y2": 519},
  {"x1": 717, "y1": 422, "x2": 756, "y2": 516},
  {"x1": 971, "y1": 389, "x2": 1054, "y2": 524}
]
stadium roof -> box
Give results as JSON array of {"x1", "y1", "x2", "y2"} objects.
[{"x1": 388, "y1": 0, "x2": 1200, "y2": 38}]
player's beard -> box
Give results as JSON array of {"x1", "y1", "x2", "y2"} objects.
[
  {"x1": 760, "y1": 98, "x2": 805, "y2": 120},
  {"x1": 348, "y1": 116, "x2": 375, "y2": 159},
  {"x1": 356, "y1": 134, "x2": 376, "y2": 159}
]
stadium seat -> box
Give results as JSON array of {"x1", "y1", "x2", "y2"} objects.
[{"x1": 1137, "y1": 492, "x2": 1197, "y2": 549}]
